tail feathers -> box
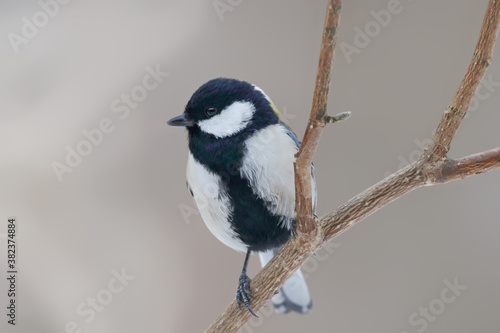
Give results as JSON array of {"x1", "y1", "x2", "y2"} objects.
[
  {"x1": 259, "y1": 248, "x2": 312, "y2": 314},
  {"x1": 271, "y1": 268, "x2": 312, "y2": 314}
]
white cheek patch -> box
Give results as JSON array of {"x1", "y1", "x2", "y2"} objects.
[{"x1": 198, "y1": 101, "x2": 255, "y2": 138}]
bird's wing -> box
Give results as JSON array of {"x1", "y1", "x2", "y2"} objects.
[{"x1": 280, "y1": 121, "x2": 301, "y2": 148}]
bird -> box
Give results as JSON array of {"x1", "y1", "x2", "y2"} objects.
[{"x1": 167, "y1": 77, "x2": 316, "y2": 316}]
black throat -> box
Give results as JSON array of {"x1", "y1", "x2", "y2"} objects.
[{"x1": 187, "y1": 125, "x2": 251, "y2": 175}]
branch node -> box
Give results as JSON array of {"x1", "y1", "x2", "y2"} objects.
[
  {"x1": 325, "y1": 111, "x2": 351, "y2": 124},
  {"x1": 424, "y1": 141, "x2": 449, "y2": 160},
  {"x1": 296, "y1": 215, "x2": 324, "y2": 250},
  {"x1": 448, "y1": 105, "x2": 466, "y2": 118},
  {"x1": 473, "y1": 52, "x2": 492, "y2": 67}
]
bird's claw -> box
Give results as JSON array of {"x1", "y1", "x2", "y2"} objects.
[{"x1": 236, "y1": 273, "x2": 258, "y2": 317}]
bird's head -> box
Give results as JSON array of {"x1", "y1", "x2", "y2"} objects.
[{"x1": 168, "y1": 78, "x2": 281, "y2": 138}]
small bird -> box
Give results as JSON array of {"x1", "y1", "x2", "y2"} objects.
[{"x1": 168, "y1": 78, "x2": 316, "y2": 315}]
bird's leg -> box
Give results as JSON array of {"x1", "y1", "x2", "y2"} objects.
[{"x1": 236, "y1": 249, "x2": 258, "y2": 317}]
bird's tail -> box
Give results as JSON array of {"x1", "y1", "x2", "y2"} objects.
[{"x1": 258, "y1": 248, "x2": 312, "y2": 314}]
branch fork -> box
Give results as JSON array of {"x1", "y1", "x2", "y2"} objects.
[{"x1": 206, "y1": 1, "x2": 500, "y2": 332}]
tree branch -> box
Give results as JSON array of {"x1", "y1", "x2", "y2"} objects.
[
  {"x1": 205, "y1": 1, "x2": 500, "y2": 332},
  {"x1": 321, "y1": 0, "x2": 500, "y2": 242},
  {"x1": 433, "y1": 147, "x2": 500, "y2": 183},
  {"x1": 432, "y1": 0, "x2": 500, "y2": 156},
  {"x1": 294, "y1": 0, "x2": 343, "y2": 236}
]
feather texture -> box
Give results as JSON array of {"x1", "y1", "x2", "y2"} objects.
[{"x1": 186, "y1": 153, "x2": 247, "y2": 252}]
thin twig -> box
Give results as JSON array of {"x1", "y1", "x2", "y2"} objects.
[
  {"x1": 294, "y1": 0, "x2": 343, "y2": 236},
  {"x1": 432, "y1": 0, "x2": 500, "y2": 156}
]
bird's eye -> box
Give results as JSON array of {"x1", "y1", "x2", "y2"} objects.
[{"x1": 206, "y1": 107, "x2": 218, "y2": 116}]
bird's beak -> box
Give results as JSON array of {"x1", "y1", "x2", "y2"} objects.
[{"x1": 167, "y1": 114, "x2": 194, "y2": 127}]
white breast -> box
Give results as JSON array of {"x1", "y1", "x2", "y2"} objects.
[
  {"x1": 186, "y1": 153, "x2": 248, "y2": 252},
  {"x1": 239, "y1": 124, "x2": 299, "y2": 229}
]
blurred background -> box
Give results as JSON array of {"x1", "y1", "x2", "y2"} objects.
[{"x1": 1, "y1": 0, "x2": 499, "y2": 332}]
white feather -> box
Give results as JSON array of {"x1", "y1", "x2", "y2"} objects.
[
  {"x1": 253, "y1": 85, "x2": 271, "y2": 101},
  {"x1": 186, "y1": 153, "x2": 247, "y2": 252},
  {"x1": 198, "y1": 101, "x2": 255, "y2": 138},
  {"x1": 240, "y1": 124, "x2": 298, "y2": 228}
]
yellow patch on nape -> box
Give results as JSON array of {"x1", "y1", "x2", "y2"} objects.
[{"x1": 269, "y1": 99, "x2": 281, "y2": 118}]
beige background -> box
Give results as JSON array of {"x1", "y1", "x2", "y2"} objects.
[{"x1": 1, "y1": 0, "x2": 500, "y2": 332}]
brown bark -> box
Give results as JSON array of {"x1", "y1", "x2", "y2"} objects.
[{"x1": 206, "y1": 1, "x2": 500, "y2": 332}]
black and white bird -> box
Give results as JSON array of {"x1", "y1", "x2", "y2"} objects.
[{"x1": 168, "y1": 78, "x2": 316, "y2": 315}]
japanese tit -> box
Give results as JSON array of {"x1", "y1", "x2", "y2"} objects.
[{"x1": 168, "y1": 78, "x2": 316, "y2": 315}]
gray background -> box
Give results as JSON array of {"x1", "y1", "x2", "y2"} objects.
[{"x1": 1, "y1": 0, "x2": 500, "y2": 332}]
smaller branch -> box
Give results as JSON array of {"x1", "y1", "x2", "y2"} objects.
[
  {"x1": 325, "y1": 111, "x2": 351, "y2": 123},
  {"x1": 433, "y1": 147, "x2": 500, "y2": 183},
  {"x1": 294, "y1": 0, "x2": 342, "y2": 235},
  {"x1": 321, "y1": 146, "x2": 500, "y2": 242},
  {"x1": 432, "y1": 0, "x2": 500, "y2": 156}
]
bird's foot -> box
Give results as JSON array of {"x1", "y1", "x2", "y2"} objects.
[{"x1": 236, "y1": 273, "x2": 258, "y2": 317}]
